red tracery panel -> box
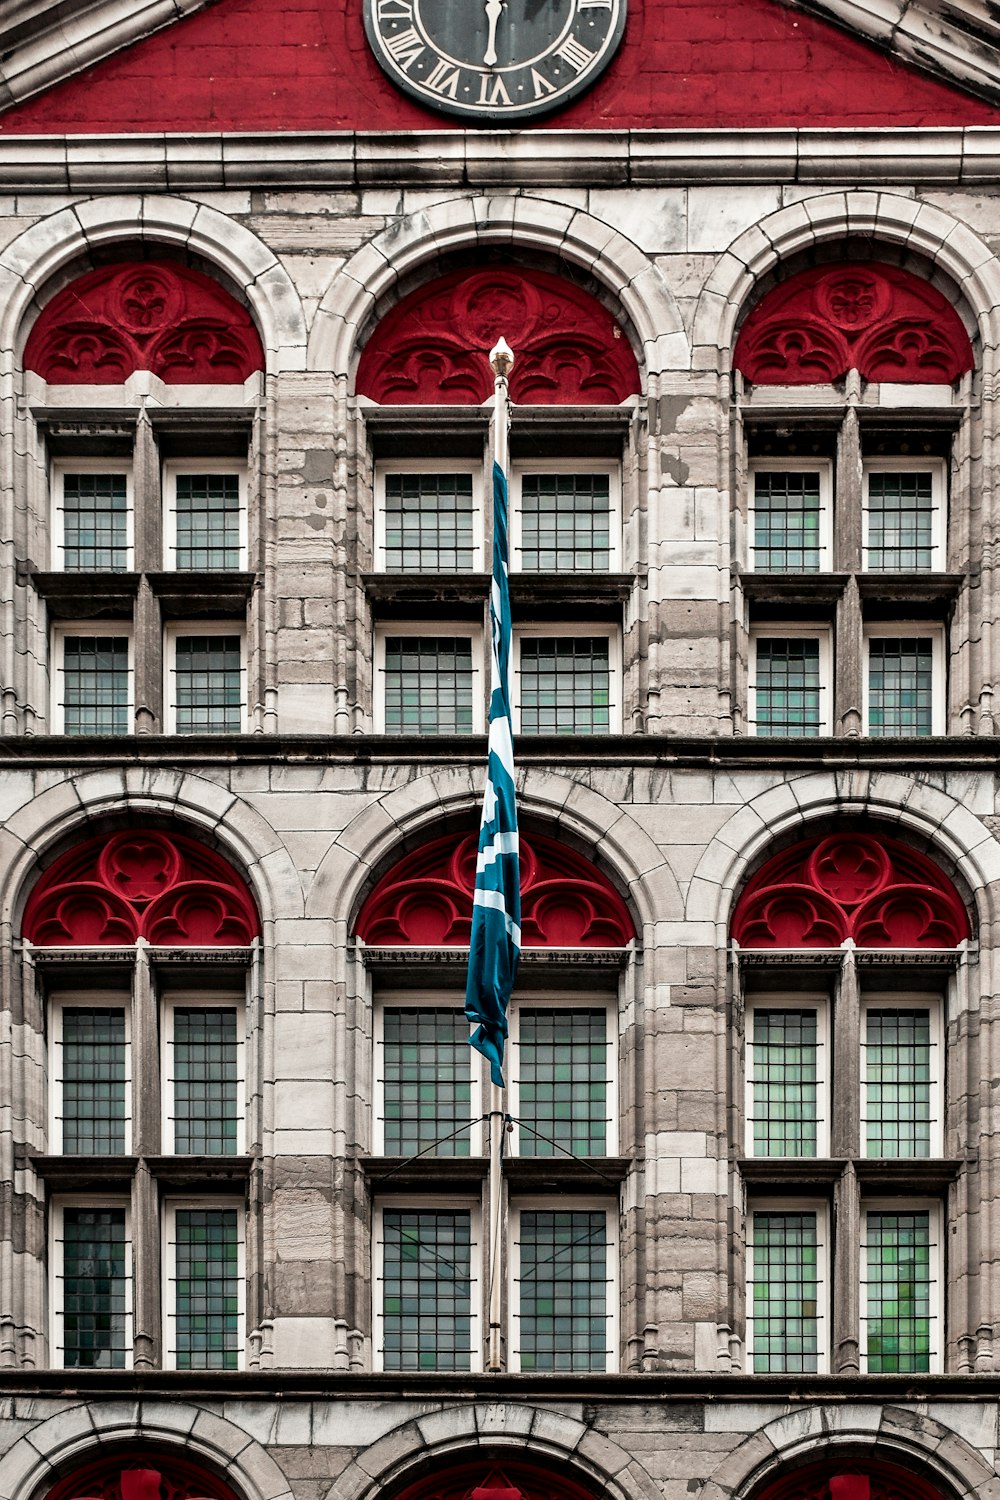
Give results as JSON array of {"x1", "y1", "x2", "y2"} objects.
[
  {"x1": 731, "y1": 832, "x2": 970, "y2": 949},
  {"x1": 394, "y1": 1459, "x2": 600, "y2": 1500},
  {"x1": 733, "y1": 263, "x2": 974, "y2": 385},
  {"x1": 23, "y1": 262, "x2": 265, "y2": 384},
  {"x1": 23, "y1": 830, "x2": 260, "y2": 947},
  {"x1": 356, "y1": 830, "x2": 635, "y2": 947},
  {"x1": 46, "y1": 1454, "x2": 240, "y2": 1500},
  {"x1": 753, "y1": 1458, "x2": 948, "y2": 1500},
  {"x1": 356, "y1": 267, "x2": 641, "y2": 405}
]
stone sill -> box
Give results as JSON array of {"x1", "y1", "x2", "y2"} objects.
[
  {"x1": 364, "y1": 572, "x2": 632, "y2": 617},
  {"x1": 361, "y1": 1155, "x2": 630, "y2": 1191},
  {"x1": 27, "y1": 1154, "x2": 253, "y2": 1189},
  {"x1": 738, "y1": 1158, "x2": 964, "y2": 1191}
]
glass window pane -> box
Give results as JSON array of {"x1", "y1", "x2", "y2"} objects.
[
  {"x1": 750, "y1": 1009, "x2": 818, "y2": 1157},
  {"x1": 61, "y1": 1008, "x2": 127, "y2": 1154},
  {"x1": 865, "y1": 1210, "x2": 932, "y2": 1372},
  {"x1": 754, "y1": 638, "x2": 822, "y2": 736},
  {"x1": 868, "y1": 638, "x2": 934, "y2": 736},
  {"x1": 866, "y1": 472, "x2": 935, "y2": 570},
  {"x1": 172, "y1": 1008, "x2": 239, "y2": 1154},
  {"x1": 382, "y1": 1009, "x2": 471, "y2": 1156},
  {"x1": 61, "y1": 473, "x2": 129, "y2": 571},
  {"x1": 753, "y1": 471, "x2": 821, "y2": 571},
  {"x1": 516, "y1": 1009, "x2": 608, "y2": 1157},
  {"x1": 174, "y1": 636, "x2": 243, "y2": 734},
  {"x1": 383, "y1": 474, "x2": 475, "y2": 571},
  {"x1": 520, "y1": 473, "x2": 611, "y2": 572},
  {"x1": 173, "y1": 474, "x2": 242, "y2": 570},
  {"x1": 751, "y1": 1211, "x2": 820, "y2": 1373},
  {"x1": 62, "y1": 636, "x2": 130, "y2": 736},
  {"x1": 172, "y1": 1208, "x2": 240, "y2": 1370},
  {"x1": 383, "y1": 637, "x2": 474, "y2": 734},
  {"x1": 381, "y1": 1209, "x2": 473, "y2": 1371},
  {"x1": 864, "y1": 1009, "x2": 932, "y2": 1158},
  {"x1": 516, "y1": 1209, "x2": 609, "y2": 1371},
  {"x1": 519, "y1": 637, "x2": 610, "y2": 734},
  {"x1": 61, "y1": 1207, "x2": 128, "y2": 1368}
]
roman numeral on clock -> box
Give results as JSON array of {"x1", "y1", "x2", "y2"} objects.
[
  {"x1": 384, "y1": 26, "x2": 424, "y2": 69},
  {"x1": 555, "y1": 35, "x2": 596, "y2": 71},
  {"x1": 426, "y1": 58, "x2": 462, "y2": 97}
]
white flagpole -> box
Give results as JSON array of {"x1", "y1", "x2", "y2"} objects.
[{"x1": 486, "y1": 335, "x2": 513, "y2": 1373}]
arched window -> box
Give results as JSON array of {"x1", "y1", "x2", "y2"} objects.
[
  {"x1": 23, "y1": 258, "x2": 263, "y2": 738},
  {"x1": 356, "y1": 827, "x2": 634, "y2": 1374},
  {"x1": 356, "y1": 264, "x2": 641, "y2": 739},
  {"x1": 750, "y1": 1458, "x2": 950, "y2": 1500},
  {"x1": 730, "y1": 830, "x2": 969, "y2": 1377},
  {"x1": 23, "y1": 828, "x2": 259, "y2": 1371},
  {"x1": 46, "y1": 1453, "x2": 241, "y2": 1500},
  {"x1": 730, "y1": 259, "x2": 976, "y2": 740}
]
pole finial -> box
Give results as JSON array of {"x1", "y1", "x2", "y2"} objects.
[{"x1": 489, "y1": 336, "x2": 514, "y2": 378}]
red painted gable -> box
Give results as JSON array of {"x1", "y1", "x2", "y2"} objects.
[{"x1": 1, "y1": 0, "x2": 997, "y2": 133}]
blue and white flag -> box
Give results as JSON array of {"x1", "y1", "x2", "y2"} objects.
[{"x1": 465, "y1": 460, "x2": 521, "y2": 1088}]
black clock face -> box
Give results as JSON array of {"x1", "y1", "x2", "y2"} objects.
[{"x1": 363, "y1": 0, "x2": 626, "y2": 122}]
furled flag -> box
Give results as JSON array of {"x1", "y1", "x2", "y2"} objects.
[{"x1": 465, "y1": 460, "x2": 521, "y2": 1088}]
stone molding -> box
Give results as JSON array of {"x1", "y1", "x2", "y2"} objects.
[
  {"x1": 307, "y1": 194, "x2": 688, "y2": 383},
  {"x1": 692, "y1": 189, "x2": 999, "y2": 369},
  {"x1": 0, "y1": 194, "x2": 307, "y2": 371},
  {"x1": 684, "y1": 770, "x2": 1000, "y2": 931},
  {"x1": 4, "y1": 131, "x2": 1000, "y2": 194},
  {"x1": 0, "y1": 1401, "x2": 294, "y2": 1500}
]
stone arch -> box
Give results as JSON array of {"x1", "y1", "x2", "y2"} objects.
[
  {"x1": 0, "y1": 766, "x2": 304, "y2": 933},
  {"x1": 323, "y1": 1403, "x2": 662, "y2": 1500},
  {"x1": 684, "y1": 769, "x2": 1000, "y2": 936},
  {"x1": 306, "y1": 764, "x2": 675, "y2": 935},
  {"x1": 0, "y1": 195, "x2": 307, "y2": 370},
  {"x1": 0, "y1": 1401, "x2": 293, "y2": 1500},
  {"x1": 699, "y1": 1404, "x2": 995, "y2": 1500},
  {"x1": 307, "y1": 193, "x2": 689, "y2": 388},
  {"x1": 691, "y1": 190, "x2": 1000, "y2": 373}
]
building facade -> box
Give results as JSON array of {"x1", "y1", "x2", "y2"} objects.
[{"x1": 2, "y1": 8, "x2": 1000, "y2": 1500}]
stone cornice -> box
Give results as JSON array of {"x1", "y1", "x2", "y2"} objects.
[
  {"x1": 0, "y1": 128, "x2": 999, "y2": 190},
  {"x1": 0, "y1": 0, "x2": 217, "y2": 112}
]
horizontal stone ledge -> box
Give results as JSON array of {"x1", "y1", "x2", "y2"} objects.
[{"x1": 0, "y1": 128, "x2": 999, "y2": 190}]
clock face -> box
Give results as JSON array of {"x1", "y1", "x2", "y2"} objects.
[{"x1": 363, "y1": 0, "x2": 627, "y2": 123}]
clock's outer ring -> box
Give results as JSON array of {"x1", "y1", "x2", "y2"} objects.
[{"x1": 362, "y1": 0, "x2": 627, "y2": 124}]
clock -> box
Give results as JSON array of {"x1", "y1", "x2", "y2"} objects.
[{"x1": 363, "y1": 0, "x2": 626, "y2": 123}]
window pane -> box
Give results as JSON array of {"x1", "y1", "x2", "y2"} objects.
[
  {"x1": 172, "y1": 1008, "x2": 239, "y2": 1154},
  {"x1": 754, "y1": 638, "x2": 822, "y2": 736},
  {"x1": 519, "y1": 637, "x2": 610, "y2": 734},
  {"x1": 864, "y1": 1009, "x2": 932, "y2": 1158},
  {"x1": 520, "y1": 473, "x2": 611, "y2": 572},
  {"x1": 383, "y1": 637, "x2": 474, "y2": 734},
  {"x1": 61, "y1": 1008, "x2": 126, "y2": 1154},
  {"x1": 61, "y1": 473, "x2": 129, "y2": 571},
  {"x1": 382, "y1": 1008, "x2": 471, "y2": 1156},
  {"x1": 383, "y1": 474, "x2": 475, "y2": 571},
  {"x1": 517, "y1": 1209, "x2": 609, "y2": 1371},
  {"x1": 868, "y1": 638, "x2": 934, "y2": 736},
  {"x1": 61, "y1": 1207, "x2": 128, "y2": 1368},
  {"x1": 866, "y1": 472, "x2": 935, "y2": 570},
  {"x1": 172, "y1": 1208, "x2": 240, "y2": 1370},
  {"x1": 381, "y1": 1209, "x2": 472, "y2": 1371},
  {"x1": 752, "y1": 471, "x2": 822, "y2": 571},
  {"x1": 750, "y1": 1009, "x2": 818, "y2": 1157},
  {"x1": 62, "y1": 636, "x2": 130, "y2": 736},
  {"x1": 865, "y1": 1210, "x2": 932, "y2": 1372},
  {"x1": 751, "y1": 1211, "x2": 819, "y2": 1373},
  {"x1": 174, "y1": 636, "x2": 243, "y2": 734},
  {"x1": 174, "y1": 474, "x2": 242, "y2": 570},
  {"x1": 516, "y1": 1009, "x2": 608, "y2": 1157}
]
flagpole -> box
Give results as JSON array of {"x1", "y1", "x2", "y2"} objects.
[{"x1": 486, "y1": 335, "x2": 513, "y2": 1373}]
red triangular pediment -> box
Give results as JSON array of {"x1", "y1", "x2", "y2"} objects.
[{"x1": 1, "y1": 0, "x2": 999, "y2": 134}]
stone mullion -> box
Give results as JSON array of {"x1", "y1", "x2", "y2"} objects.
[
  {"x1": 619, "y1": 952, "x2": 645, "y2": 1369},
  {"x1": 947, "y1": 961, "x2": 976, "y2": 1369},
  {"x1": 831, "y1": 949, "x2": 859, "y2": 1158},
  {"x1": 948, "y1": 388, "x2": 976, "y2": 733},
  {"x1": 974, "y1": 950, "x2": 1000, "y2": 1368},
  {"x1": 832, "y1": 1161, "x2": 861, "y2": 1372},
  {"x1": 247, "y1": 387, "x2": 271, "y2": 732},
  {"x1": 341, "y1": 394, "x2": 367, "y2": 733},
  {"x1": 972, "y1": 355, "x2": 1000, "y2": 733},
  {"x1": 834, "y1": 406, "x2": 863, "y2": 735}
]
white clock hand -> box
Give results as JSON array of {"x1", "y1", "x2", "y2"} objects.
[{"x1": 484, "y1": 0, "x2": 504, "y2": 66}]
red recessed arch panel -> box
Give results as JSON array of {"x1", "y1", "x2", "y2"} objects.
[
  {"x1": 733, "y1": 263, "x2": 974, "y2": 385},
  {"x1": 731, "y1": 832, "x2": 970, "y2": 949},
  {"x1": 46, "y1": 1454, "x2": 242, "y2": 1500},
  {"x1": 393, "y1": 1459, "x2": 602, "y2": 1500},
  {"x1": 753, "y1": 1458, "x2": 950, "y2": 1500},
  {"x1": 23, "y1": 830, "x2": 260, "y2": 946},
  {"x1": 356, "y1": 830, "x2": 635, "y2": 947},
  {"x1": 356, "y1": 267, "x2": 641, "y2": 405},
  {"x1": 23, "y1": 262, "x2": 265, "y2": 384}
]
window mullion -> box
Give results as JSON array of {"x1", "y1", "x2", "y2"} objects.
[
  {"x1": 132, "y1": 942, "x2": 159, "y2": 1156},
  {"x1": 832, "y1": 1164, "x2": 862, "y2": 1373},
  {"x1": 131, "y1": 1161, "x2": 160, "y2": 1369},
  {"x1": 834, "y1": 406, "x2": 863, "y2": 573},
  {"x1": 134, "y1": 577, "x2": 163, "y2": 733},
  {"x1": 831, "y1": 950, "x2": 860, "y2": 1159}
]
